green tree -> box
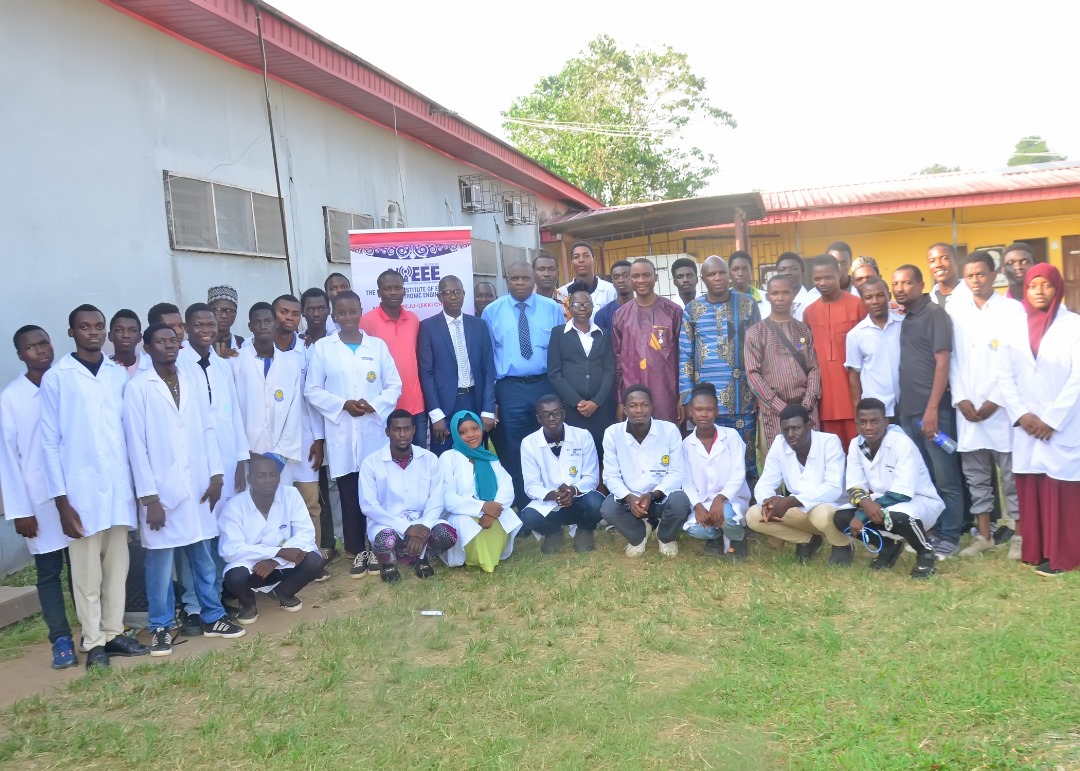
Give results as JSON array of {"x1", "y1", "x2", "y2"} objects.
[
  {"x1": 1007, "y1": 135, "x2": 1067, "y2": 166},
  {"x1": 503, "y1": 36, "x2": 735, "y2": 205},
  {"x1": 916, "y1": 164, "x2": 960, "y2": 174}
]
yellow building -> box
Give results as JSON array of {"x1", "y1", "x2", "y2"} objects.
[{"x1": 541, "y1": 161, "x2": 1080, "y2": 309}]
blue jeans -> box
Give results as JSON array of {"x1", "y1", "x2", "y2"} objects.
[
  {"x1": 519, "y1": 491, "x2": 605, "y2": 535},
  {"x1": 685, "y1": 502, "x2": 744, "y2": 542},
  {"x1": 146, "y1": 539, "x2": 226, "y2": 630},
  {"x1": 900, "y1": 408, "x2": 964, "y2": 544},
  {"x1": 34, "y1": 549, "x2": 73, "y2": 643},
  {"x1": 178, "y1": 536, "x2": 225, "y2": 617}
]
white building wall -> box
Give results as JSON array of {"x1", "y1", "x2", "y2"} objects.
[{"x1": 0, "y1": 0, "x2": 561, "y2": 576}]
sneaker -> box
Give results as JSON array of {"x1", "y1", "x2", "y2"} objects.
[
  {"x1": 795, "y1": 534, "x2": 823, "y2": 563},
  {"x1": 85, "y1": 645, "x2": 110, "y2": 670},
  {"x1": 202, "y1": 617, "x2": 247, "y2": 638},
  {"x1": 50, "y1": 636, "x2": 78, "y2": 670},
  {"x1": 180, "y1": 612, "x2": 203, "y2": 637},
  {"x1": 273, "y1": 588, "x2": 303, "y2": 612},
  {"x1": 934, "y1": 540, "x2": 960, "y2": 560},
  {"x1": 870, "y1": 539, "x2": 904, "y2": 570},
  {"x1": 1034, "y1": 560, "x2": 1063, "y2": 577},
  {"x1": 235, "y1": 604, "x2": 259, "y2": 625},
  {"x1": 959, "y1": 535, "x2": 996, "y2": 557},
  {"x1": 541, "y1": 530, "x2": 565, "y2": 555},
  {"x1": 104, "y1": 633, "x2": 149, "y2": 657},
  {"x1": 993, "y1": 525, "x2": 1014, "y2": 545},
  {"x1": 1007, "y1": 535, "x2": 1023, "y2": 561},
  {"x1": 726, "y1": 539, "x2": 749, "y2": 561},
  {"x1": 910, "y1": 552, "x2": 936, "y2": 579},
  {"x1": 658, "y1": 538, "x2": 678, "y2": 558},
  {"x1": 366, "y1": 551, "x2": 381, "y2": 576},
  {"x1": 624, "y1": 521, "x2": 652, "y2": 558},
  {"x1": 149, "y1": 627, "x2": 173, "y2": 657},
  {"x1": 314, "y1": 567, "x2": 331, "y2": 583},
  {"x1": 350, "y1": 551, "x2": 373, "y2": 579},
  {"x1": 573, "y1": 528, "x2": 596, "y2": 553},
  {"x1": 828, "y1": 544, "x2": 854, "y2": 566},
  {"x1": 321, "y1": 546, "x2": 341, "y2": 565}
]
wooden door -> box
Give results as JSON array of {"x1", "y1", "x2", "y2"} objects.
[{"x1": 1063, "y1": 235, "x2": 1080, "y2": 311}]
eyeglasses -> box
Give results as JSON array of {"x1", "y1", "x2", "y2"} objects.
[
  {"x1": 537, "y1": 409, "x2": 564, "y2": 420},
  {"x1": 439, "y1": 290, "x2": 465, "y2": 298},
  {"x1": 212, "y1": 308, "x2": 237, "y2": 317},
  {"x1": 569, "y1": 302, "x2": 594, "y2": 310}
]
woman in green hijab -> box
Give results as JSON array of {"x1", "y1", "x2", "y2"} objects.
[{"x1": 439, "y1": 411, "x2": 522, "y2": 572}]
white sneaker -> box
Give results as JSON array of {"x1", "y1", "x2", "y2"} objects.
[
  {"x1": 624, "y1": 521, "x2": 652, "y2": 558},
  {"x1": 1007, "y1": 535, "x2": 1023, "y2": 561},
  {"x1": 658, "y1": 538, "x2": 679, "y2": 558},
  {"x1": 959, "y1": 535, "x2": 996, "y2": 557}
]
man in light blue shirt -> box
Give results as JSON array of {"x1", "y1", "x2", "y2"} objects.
[{"x1": 482, "y1": 261, "x2": 566, "y2": 509}]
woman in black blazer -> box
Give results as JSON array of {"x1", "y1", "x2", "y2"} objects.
[{"x1": 547, "y1": 282, "x2": 616, "y2": 462}]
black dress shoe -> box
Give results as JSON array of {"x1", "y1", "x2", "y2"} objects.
[
  {"x1": 86, "y1": 646, "x2": 111, "y2": 670},
  {"x1": 795, "y1": 534, "x2": 823, "y2": 563},
  {"x1": 104, "y1": 634, "x2": 149, "y2": 657}
]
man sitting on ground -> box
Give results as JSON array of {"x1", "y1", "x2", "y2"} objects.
[
  {"x1": 834, "y1": 398, "x2": 943, "y2": 578},
  {"x1": 218, "y1": 453, "x2": 326, "y2": 624},
  {"x1": 359, "y1": 409, "x2": 457, "y2": 583},
  {"x1": 601, "y1": 385, "x2": 691, "y2": 558},
  {"x1": 519, "y1": 395, "x2": 605, "y2": 555},
  {"x1": 746, "y1": 404, "x2": 849, "y2": 563}
]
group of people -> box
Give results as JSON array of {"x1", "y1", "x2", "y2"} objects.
[{"x1": 2, "y1": 237, "x2": 1077, "y2": 673}]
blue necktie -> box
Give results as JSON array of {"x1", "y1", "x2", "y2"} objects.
[{"x1": 516, "y1": 302, "x2": 533, "y2": 360}]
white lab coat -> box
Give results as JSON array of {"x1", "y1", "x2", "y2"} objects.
[
  {"x1": 40, "y1": 355, "x2": 136, "y2": 536},
  {"x1": 947, "y1": 293, "x2": 1024, "y2": 452},
  {"x1": 681, "y1": 428, "x2": 752, "y2": 526},
  {"x1": 123, "y1": 368, "x2": 223, "y2": 550},
  {"x1": 439, "y1": 449, "x2": 522, "y2": 567},
  {"x1": 0, "y1": 376, "x2": 70, "y2": 555},
  {"x1": 359, "y1": 444, "x2": 447, "y2": 542},
  {"x1": 602, "y1": 419, "x2": 685, "y2": 499},
  {"x1": 840, "y1": 426, "x2": 944, "y2": 527},
  {"x1": 304, "y1": 333, "x2": 402, "y2": 478},
  {"x1": 284, "y1": 339, "x2": 326, "y2": 484},
  {"x1": 217, "y1": 486, "x2": 317, "y2": 590},
  {"x1": 754, "y1": 431, "x2": 848, "y2": 509},
  {"x1": 996, "y1": 307, "x2": 1080, "y2": 481},
  {"x1": 178, "y1": 346, "x2": 249, "y2": 497},
  {"x1": 232, "y1": 343, "x2": 303, "y2": 463},
  {"x1": 520, "y1": 425, "x2": 599, "y2": 517}
]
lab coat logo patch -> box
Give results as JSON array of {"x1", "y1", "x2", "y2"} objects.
[
  {"x1": 366, "y1": 371, "x2": 376, "y2": 382},
  {"x1": 568, "y1": 466, "x2": 578, "y2": 477},
  {"x1": 274, "y1": 389, "x2": 284, "y2": 402},
  {"x1": 660, "y1": 454, "x2": 670, "y2": 466}
]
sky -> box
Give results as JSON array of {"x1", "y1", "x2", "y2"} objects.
[{"x1": 272, "y1": 0, "x2": 1080, "y2": 196}]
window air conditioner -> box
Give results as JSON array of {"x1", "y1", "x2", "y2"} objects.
[{"x1": 462, "y1": 184, "x2": 482, "y2": 211}]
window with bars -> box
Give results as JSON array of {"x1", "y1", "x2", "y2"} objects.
[
  {"x1": 324, "y1": 207, "x2": 376, "y2": 263},
  {"x1": 472, "y1": 239, "x2": 498, "y2": 283},
  {"x1": 164, "y1": 172, "x2": 286, "y2": 258}
]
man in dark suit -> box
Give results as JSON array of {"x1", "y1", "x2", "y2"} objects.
[{"x1": 418, "y1": 275, "x2": 496, "y2": 455}]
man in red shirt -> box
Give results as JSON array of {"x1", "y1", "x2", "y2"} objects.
[
  {"x1": 803, "y1": 254, "x2": 867, "y2": 447},
  {"x1": 360, "y1": 270, "x2": 427, "y2": 447}
]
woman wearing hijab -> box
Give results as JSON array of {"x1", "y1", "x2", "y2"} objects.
[
  {"x1": 997, "y1": 264, "x2": 1080, "y2": 575},
  {"x1": 439, "y1": 411, "x2": 522, "y2": 572}
]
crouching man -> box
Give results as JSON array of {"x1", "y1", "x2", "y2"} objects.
[
  {"x1": 834, "y1": 398, "x2": 943, "y2": 578},
  {"x1": 218, "y1": 453, "x2": 325, "y2": 624},
  {"x1": 359, "y1": 409, "x2": 458, "y2": 583}
]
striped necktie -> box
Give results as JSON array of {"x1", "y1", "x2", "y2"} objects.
[{"x1": 451, "y1": 317, "x2": 473, "y2": 387}]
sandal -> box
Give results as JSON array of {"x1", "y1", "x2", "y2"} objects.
[
  {"x1": 414, "y1": 557, "x2": 435, "y2": 580},
  {"x1": 380, "y1": 563, "x2": 401, "y2": 584}
]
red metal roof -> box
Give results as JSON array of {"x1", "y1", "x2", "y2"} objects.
[
  {"x1": 760, "y1": 161, "x2": 1080, "y2": 221},
  {"x1": 98, "y1": 0, "x2": 603, "y2": 209}
]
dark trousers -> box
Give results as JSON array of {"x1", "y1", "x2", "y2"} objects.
[
  {"x1": 317, "y1": 466, "x2": 336, "y2": 550},
  {"x1": 832, "y1": 508, "x2": 933, "y2": 555},
  {"x1": 519, "y1": 491, "x2": 605, "y2": 535},
  {"x1": 492, "y1": 376, "x2": 552, "y2": 510},
  {"x1": 335, "y1": 471, "x2": 367, "y2": 555},
  {"x1": 601, "y1": 491, "x2": 692, "y2": 546},
  {"x1": 34, "y1": 549, "x2": 73, "y2": 643},
  {"x1": 412, "y1": 412, "x2": 429, "y2": 451},
  {"x1": 900, "y1": 408, "x2": 964, "y2": 544},
  {"x1": 430, "y1": 389, "x2": 485, "y2": 456},
  {"x1": 223, "y1": 551, "x2": 325, "y2": 607}
]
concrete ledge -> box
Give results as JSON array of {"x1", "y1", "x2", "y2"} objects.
[{"x1": 0, "y1": 586, "x2": 40, "y2": 630}]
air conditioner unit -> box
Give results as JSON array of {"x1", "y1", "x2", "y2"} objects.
[
  {"x1": 504, "y1": 198, "x2": 522, "y2": 224},
  {"x1": 461, "y1": 184, "x2": 482, "y2": 211}
]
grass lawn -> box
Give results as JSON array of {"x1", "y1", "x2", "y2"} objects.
[{"x1": 1, "y1": 533, "x2": 1078, "y2": 770}]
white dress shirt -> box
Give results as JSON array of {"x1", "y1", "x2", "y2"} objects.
[
  {"x1": 602, "y1": 419, "x2": 684, "y2": 500},
  {"x1": 681, "y1": 427, "x2": 752, "y2": 524},
  {"x1": 845, "y1": 311, "x2": 903, "y2": 416},
  {"x1": 754, "y1": 431, "x2": 848, "y2": 509},
  {"x1": 561, "y1": 277, "x2": 618, "y2": 318},
  {"x1": 520, "y1": 424, "x2": 599, "y2": 516},
  {"x1": 564, "y1": 319, "x2": 601, "y2": 356}
]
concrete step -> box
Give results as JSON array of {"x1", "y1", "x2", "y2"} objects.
[{"x1": 0, "y1": 585, "x2": 40, "y2": 630}]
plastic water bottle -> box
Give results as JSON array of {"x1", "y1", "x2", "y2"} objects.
[{"x1": 918, "y1": 422, "x2": 958, "y2": 453}]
